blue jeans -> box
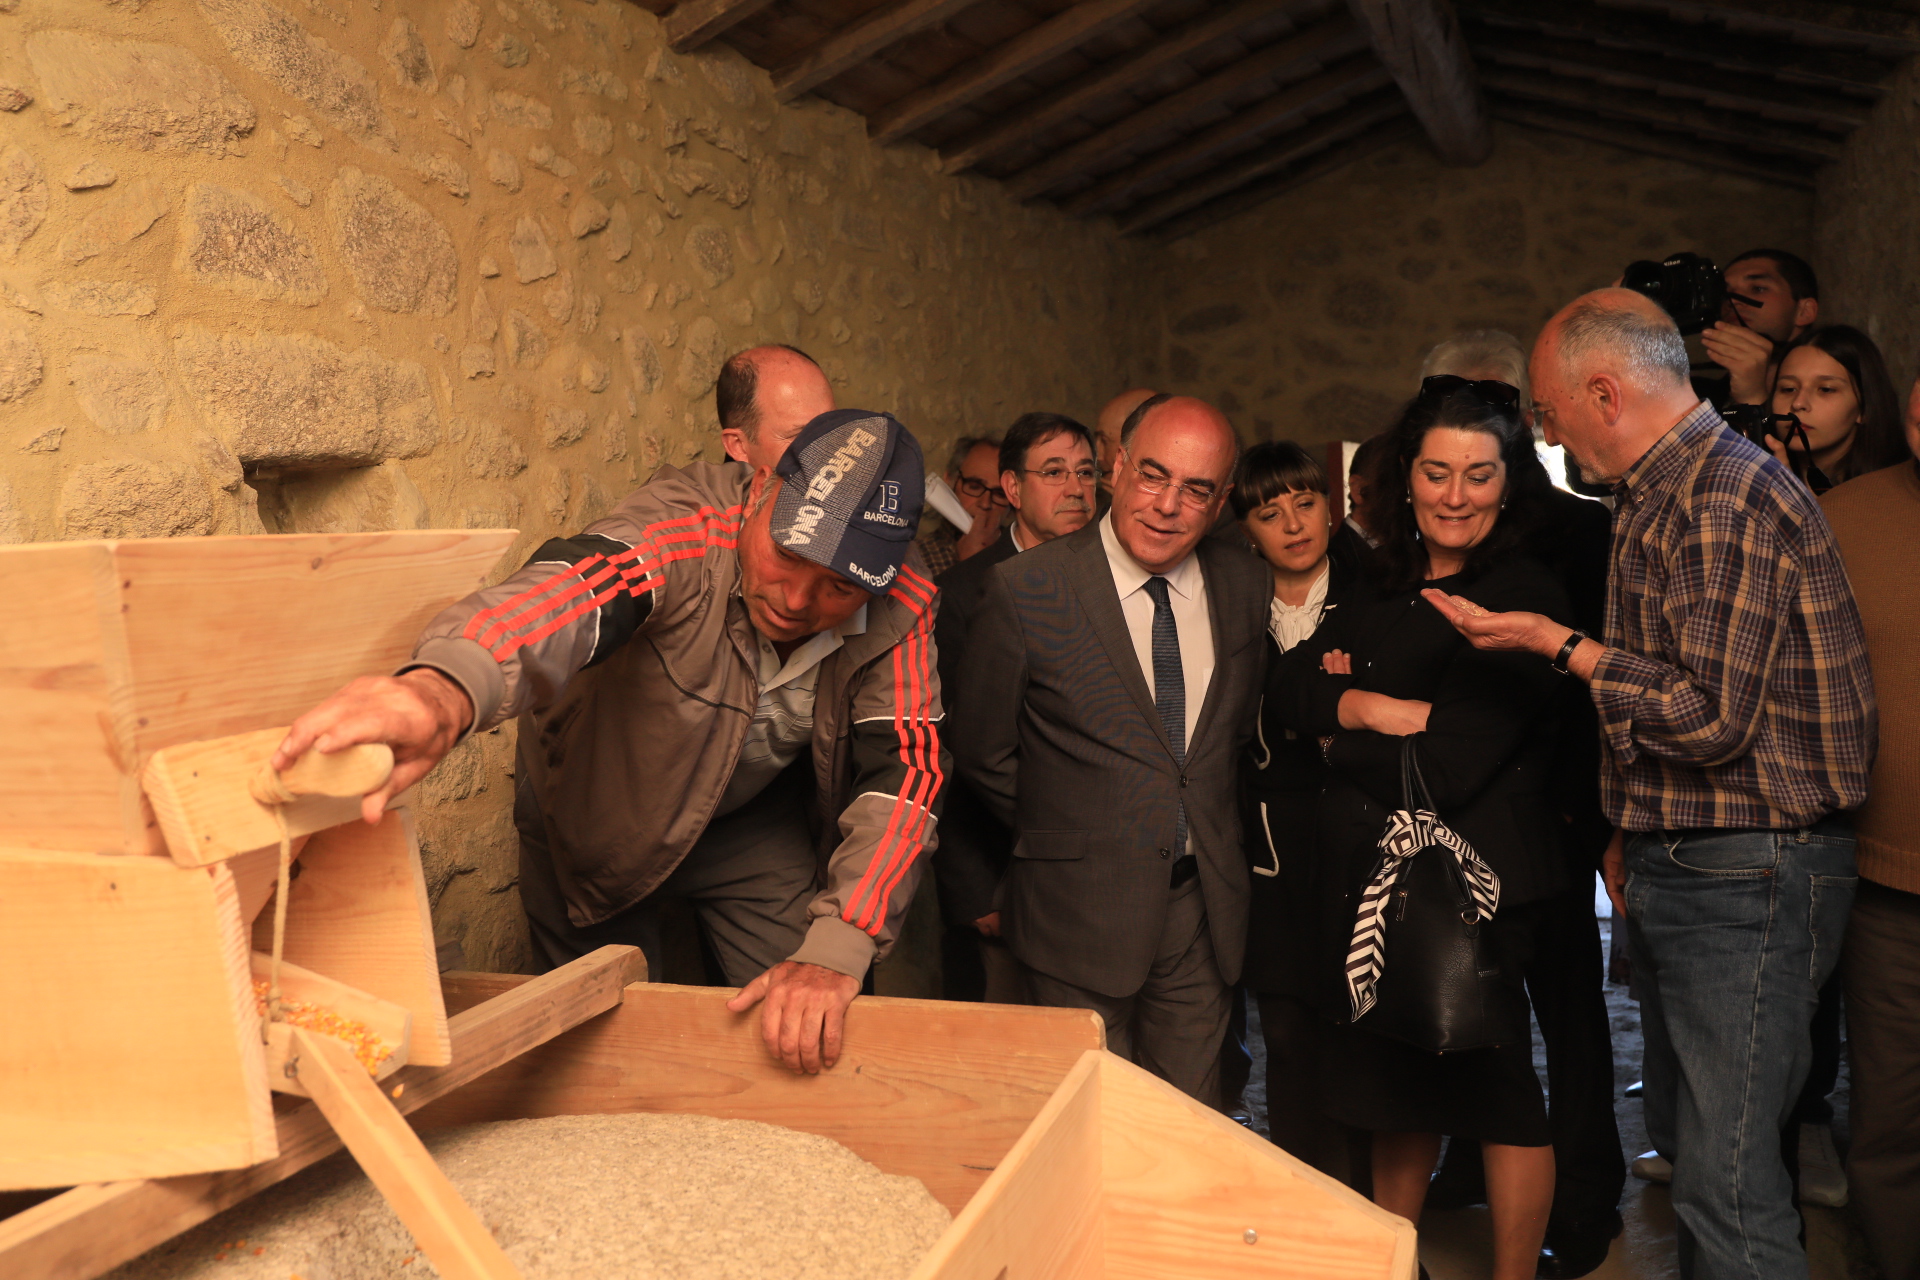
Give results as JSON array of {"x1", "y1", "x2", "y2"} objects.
[{"x1": 1624, "y1": 821, "x2": 1856, "y2": 1280}]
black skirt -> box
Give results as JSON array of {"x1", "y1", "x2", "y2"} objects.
[{"x1": 1318, "y1": 900, "x2": 1550, "y2": 1147}]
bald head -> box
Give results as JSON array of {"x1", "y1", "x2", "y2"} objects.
[
  {"x1": 1110, "y1": 394, "x2": 1237, "y2": 573},
  {"x1": 1094, "y1": 388, "x2": 1158, "y2": 486},
  {"x1": 717, "y1": 345, "x2": 835, "y2": 471},
  {"x1": 1531, "y1": 288, "x2": 1701, "y2": 485}
]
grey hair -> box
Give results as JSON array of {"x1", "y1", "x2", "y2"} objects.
[
  {"x1": 944, "y1": 434, "x2": 1001, "y2": 476},
  {"x1": 1421, "y1": 329, "x2": 1530, "y2": 403},
  {"x1": 1554, "y1": 299, "x2": 1691, "y2": 392}
]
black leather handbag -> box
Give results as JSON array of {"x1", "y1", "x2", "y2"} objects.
[{"x1": 1345, "y1": 738, "x2": 1530, "y2": 1054}]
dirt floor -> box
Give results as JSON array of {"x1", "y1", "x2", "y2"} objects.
[{"x1": 1240, "y1": 905, "x2": 1885, "y2": 1280}]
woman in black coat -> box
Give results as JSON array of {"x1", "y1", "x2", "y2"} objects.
[
  {"x1": 1272, "y1": 378, "x2": 1573, "y2": 1280},
  {"x1": 1232, "y1": 441, "x2": 1377, "y2": 1179}
]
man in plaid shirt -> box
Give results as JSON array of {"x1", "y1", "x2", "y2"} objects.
[{"x1": 1428, "y1": 288, "x2": 1876, "y2": 1280}]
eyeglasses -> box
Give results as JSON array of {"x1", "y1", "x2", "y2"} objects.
[
  {"x1": 1020, "y1": 465, "x2": 1098, "y2": 487},
  {"x1": 1129, "y1": 460, "x2": 1219, "y2": 508},
  {"x1": 1419, "y1": 375, "x2": 1520, "y2": 408},
  {"x1": 953, "y1": 475, "x2": 1011, "y2": 507}
]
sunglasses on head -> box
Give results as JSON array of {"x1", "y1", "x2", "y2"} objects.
[{"x1": 1419, "y1": 374, "x2": 1520, "y2": 408}]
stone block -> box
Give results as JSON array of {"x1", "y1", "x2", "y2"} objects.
[
  {"x1": 197, "y1": 0, "x2": 396, "y2": 151},
  {"x1": 580, "y1": 357, "x2": 609, "y2": 392},
  {"x1": 527, "y1": 142, "x2": 576, "y2": 178},
  {"x1": 278, "y1": 175, "x2": 314, "y2": 207},
  {"x1": 675, "y1": 316, "x2": 723, "y2": 396},
  {"x1": 58, "y1": 179, "x2": 169, "y2": 264},
  {"x1": 60, "y1": 459, "x2": 213, "y2": 538},
  {"x1": 486, "y1": 149, "x2": 524, "y2": 193},
  {"x1": 327, "y1": 167, "x2": 458, "y2": 316},
  {"x1": 0, "y1": 321, "x2": 43, "y2": 402},
  {"x1": 0, "y1": 146, "x2": 49, "y2": 259},
  {"x1": 446, "y1": 0, "x2": 481, "y2": 48},
  {"x1": 177, "y1": 182, "x2": 328, "y2": 305},
  {"x1": 460, "y1": 343, "x2": 496, "y2": 378},
  {"x1": 569, "y1": 196, "x2": 610, "y2": 238},
  {"x1": 175, "y1": 325, "x2": 438, "y2": 466},
  {"x1": 464, "y1": 421, "x2": 528, "y2": 478},
  {"x1": 573, "y1": 114, "x2": 613, "y2": 157},
  {"x1": 471, "y1": 287, "x2": 498, "y2": 341},
  {"x1": 604, "y1": 202, "x2": 633, "y2": 262},
  {"x1": 503, "y1": 308, "x2": 548, "y2": 368},
  {"x1": 285, "y1": 114, "x2": 324, "y2": 147},
  {"x1": 63, "y1": 162, "x2": 116, "y2": 191},
  {"x1": 25, "y1": 30, "x2": 254, "y2": 155},
  {"x1": 71, "y1": 353, "x2": 170, "y2": 432},
  {"x1": 686, "y1": 223, "x2": 733, "y2": 288},
  {"x1": 0, "y1": 85, "x2": 28, "y2": 113},
  {"x1": 41, "y1": 280, "x2": 157, "y2": 316},
  {"x1": 491, "y1": 32, "x2": 530, "y2": 68},
  {"x1": 20, "y1": 425, "x2": 63, "y2": 453},
  {"x1": 412, "y1": 153, "x2": 472, "y2": 199},
  {"x1": 509, "y1": 216, "x2": 557, "y2": 282},
  {"x1": 379, "y1": 17, "x2": 436, "y2": 93},
  {"x1": 490, "y1": 90, "x2": 552, "y2": 130},
  {"x1": 622, "y1": 324, "x2": 661, "y2": 394},
  {"x1": 542, "y1": 404, "x2": 589, "y2": 449}
]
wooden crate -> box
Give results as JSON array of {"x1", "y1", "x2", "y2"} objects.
[
  {"x1": 0, "y1": 532, "x2": 513, "y2": 856},
  {"x1": 1, "y1": 961, "x2": 1417, "y2": 1279}
]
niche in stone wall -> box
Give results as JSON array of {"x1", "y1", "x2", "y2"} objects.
[{"x1": 247, "y1": 461, "x2": 430, "y2": 534}]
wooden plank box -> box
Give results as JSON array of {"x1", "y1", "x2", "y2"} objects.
[
  {"x1": 0, "y1": 968, "x2": 1415, "y2": 1279},
  {"x1": 0, "y1": 531, "x2": 514, "y2": 856}
]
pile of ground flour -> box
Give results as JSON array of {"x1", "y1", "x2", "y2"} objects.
[{"x1": 112, "y1": 1113, "x2": 951, "y2": 1280}]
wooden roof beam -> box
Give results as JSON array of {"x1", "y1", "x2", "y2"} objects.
[
  {"x1": 1005, "y1": 15, "x2": 1371, "y2": 199},
  {"x1": 940, "y1": 0, "x2": 1292, "y2": 176},
  {"x1": 1151, "y1": 117, "x2": 1418, "y2": 241},
  {"x1": 867, "y1": 0, "x2": 1163, "y2": 144},
  {"x1": 1457, "y1": 0, "x2": 1894, "y2": 98},
  {"x1": 1480, "y1": 67, "x2": 1846, "y2": 162},
  {"x1": 663, "y1": 0, "x2": 781, "y2": 52},
  {"x1": 1118, "y1": 90, "x2": 1408, "y2": 232},
  {"x1": 1346, "y1": 0, "x2": 1491, "y2": 164},
  {"x1": 772, "y1": 0, "x2": 985, "y2": 103},
  {"x1": 1067, "y1": 59, "x2": 1394, "y2": 216},
  {"x1": 1599, "y1": 0, "x2": 1920, "y2": 55},
  {"x1": 1471, "y1": 29, "x2": 1872, "y2": 129},
  {"x1": 1492, "y1": 103, "x2": 1818, "y2": 189}
]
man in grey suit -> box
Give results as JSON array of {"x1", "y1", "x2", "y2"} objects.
[{"x1": 952, "y1": 394, "x2": 1268, "y2": 1103}]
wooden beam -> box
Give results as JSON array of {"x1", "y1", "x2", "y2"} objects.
[
  {"x1": 1118, "y1": 91, "x2": 1409, "y2": 233},
  {"x1": 1345, "y1": 0, "x2": 1491, "y2": 163},
  {"x1": 1458, "y1": 0, "x2": 1894, "y2": 97},
  {"x1": 1480, "y1": 66, "x2": 1846, "y2": 162},
  {"x1": 1472, "y1": 27, "x2": 1873, "y2": 128},
  {"x1": 772, "y1": 0, "x2": 983, "y2": 103},
  {"x1": 868, "y1": 0, "x2": 1162, "y2": 144},
  {"x1": 1066, "y1": 59, "x2": 1393, "y2": 216},
  {"x1": 1005, "y1": 16, "x2": 1371, "y2": 199},
  {"x1": 1600, "y1": 0, "x2": 1920, "y2": 54},
  {"x1": 0, "y1": 945, "x2": 644, "y2": 1280},
  {"x1": 1150, "y1": 117, "x2": 1418, "y2": 241},
  {"x1": 1492, "y1": 103, "x2": 1819, "y2": 188},
  {"x1": 662, "y1": 0, "x2": 780, "y2": 52},
  {"x1": 939, "y1": 0, "x2": 1295, "y2": 175}
]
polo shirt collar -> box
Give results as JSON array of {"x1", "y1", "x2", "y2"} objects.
[{"x1": 1618, "y1": 400, "x2": 1720, "y2": 503}]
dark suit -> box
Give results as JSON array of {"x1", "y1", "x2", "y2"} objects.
[{"x1": 952, "y1": 519, "x2": 1268, "y2": 1099}]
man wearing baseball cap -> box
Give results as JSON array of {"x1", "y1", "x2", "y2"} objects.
[{"x1": 274, "y1": 410, "x2": 946, "y2": 1074}]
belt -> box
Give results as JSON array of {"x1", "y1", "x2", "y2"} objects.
[{"x1": 1170, "y1": 854, "x2": 1198, "y2": 887}]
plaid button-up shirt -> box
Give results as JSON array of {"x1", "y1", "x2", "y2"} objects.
[{"x1": 1591, "y1": 401, "x2": 1876, "y2": 832}]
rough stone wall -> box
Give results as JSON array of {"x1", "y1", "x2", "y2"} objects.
[
  {"x1": 1147, "y1": 123, "x2": 1815, "y2": 445},
  {"x1": 1816, "y1": 57, "x2": 1920, "y2": 392},
  {"x1": 0, "y1": 0, "x2": 1152, "y2": 973}
]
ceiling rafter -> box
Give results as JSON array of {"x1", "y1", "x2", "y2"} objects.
[
  {"x1": 1346, "y1": 0, "x2": 1490, "y2": 163},
  {"x1": 1490, "y1": 103, "x2": 1819, "y2": 188}
]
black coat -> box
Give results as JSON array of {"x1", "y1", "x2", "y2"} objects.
[
  {"x1": 1271, "y1": 556, "x2": 1575, "y2": 1009},
  {"x1": 1239, "y1": 558, "x2": 1379, "y2": 994}
]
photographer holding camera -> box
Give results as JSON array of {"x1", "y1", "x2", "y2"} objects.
[{"x1": 1700, "y1": 250, "x2": 1820, "y2": 408}]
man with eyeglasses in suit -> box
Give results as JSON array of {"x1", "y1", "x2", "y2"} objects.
[
  {"x1": 934, "y1": 413, "x2": 1099, "y2": 1003},
  {"x1": 917, "y1": 435, "x2": 1008, "y2": 577}
]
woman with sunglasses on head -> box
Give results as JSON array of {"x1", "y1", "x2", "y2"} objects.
[
  {"x1": 1271, "y1": 376, "x2": 1577, "y2": 1280},
  {"x1": 1233, "y1": 440, "x2": 1380, "y2": 1181},
  {"x1": 1766, "y1": 324, "x2": 1907, "y2": 494}
]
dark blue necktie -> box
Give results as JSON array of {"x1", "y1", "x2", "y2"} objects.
[{"x1": 1143, "y1": 576, "x2": 1187, "y2": 857}]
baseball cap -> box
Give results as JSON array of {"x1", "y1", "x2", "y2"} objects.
[{"x1": 770, "y1": 409, "x2": 926, "y2": 593}]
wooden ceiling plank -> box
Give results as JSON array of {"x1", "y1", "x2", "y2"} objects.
[
  {"x1": 1346, "y1": 0, "x2": 1491, "y2": 164},
  {"x1": 941, "y1": 0, "x2": 1291, "y2": 175},
  {"x1": 1471, "y1": 29, "x2": 1872, "y2": 129},
  {"x1": 1067, "y1": 58, "x2": 1393, "y2": 215},
  {"x1": 663, "y1": 0, "x2": 783, "y2": 52},
  {"x1": 772, "y1": 0, "x2": 988, "y2": 102},
  {"x1": 1005, "y1": 15, "x2": 1371, "y2": 198},
  {"x1": 1458, "y1": 0, "x2": 1894, "y2": 95},
  {"x1": 1480, "y1": 67, "x2": 1846, "y2": 161},
  {"x1": 1150, "y1": 117, "x2": 1418, "y2": 240},
  {"x1": 1118, "y1": 91, "x2": 1408, "y2": 231},
  {"x1": 1491, "y1": 103, "x2": 1818, "y2": 188},
  {"x1": 1599, "y1": 0, "x2": 1920, "y2": 54},
  {"x1": 868, "y1": 0, "x2": 1166, "y2": 143}
]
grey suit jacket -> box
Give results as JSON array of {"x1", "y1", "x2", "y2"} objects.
[{"x1": 951, "y1": 519, "x2": 1269, "y2": 997}]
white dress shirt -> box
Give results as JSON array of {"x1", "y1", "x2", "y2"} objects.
[
  {"x1": 1098, "y1": 512, "x2": 1213, "y2": 744},
  {"x1": 714, "y1": 602, "x2": 868, "y2": 816},
  {"x1": 1267, "y1": 563, "x2": 1329, "y2": 654}
]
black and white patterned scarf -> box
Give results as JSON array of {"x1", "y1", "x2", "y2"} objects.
[{"x1": 1344, "y1": 806, "x2": 1502, "y2": 1020}]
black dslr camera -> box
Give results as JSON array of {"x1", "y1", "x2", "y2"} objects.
[{"x1": 1621, "y1": 252, "x2": 1757, "y2": 336}]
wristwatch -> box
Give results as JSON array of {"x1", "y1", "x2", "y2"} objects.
[{"x1": 1551, "y1": 629, "x2": 1589, "y2": 675}]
